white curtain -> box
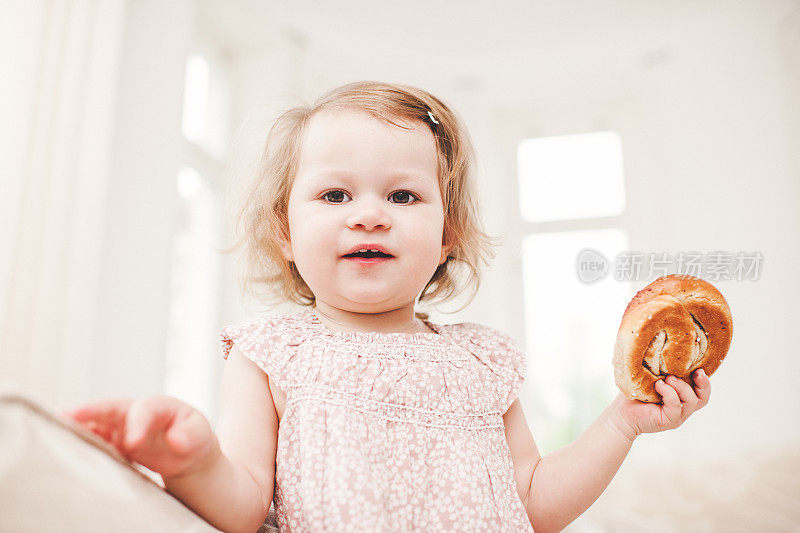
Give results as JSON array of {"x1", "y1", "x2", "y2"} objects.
[{"x1": 0, "y1": 0, "x2": 126, "y2": 408}]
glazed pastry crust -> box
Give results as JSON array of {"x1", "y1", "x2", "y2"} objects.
[{"x1": 613, "y1": 274, "x2": 733, "y2": 402}]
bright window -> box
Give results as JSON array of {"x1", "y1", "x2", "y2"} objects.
[
  {"x1": 181, "y1": 55, "x2": 210, "y2": 144},
  {"x1": 522, "y1": 229, "x2": 631, "y2": 452},
  {"x1": 164, "y1": 167, "x2": 222, "y2": 420},
  {"x1": 517, "y1": 131, "x2": 626, "y2": 223},
  {"x1": 181, "y1": 53, "x2": 229, "y2": 159},
  {"x1": 166, "y1": 47, "x2": 230, "y2": 423},
  {"x1": 518, "y1": 130, "x2": 631, "y2": 453}
]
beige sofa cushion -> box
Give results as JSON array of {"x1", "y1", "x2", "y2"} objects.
[{"x1": 0, "y1": 384, "x2": 278, "y2": 532}]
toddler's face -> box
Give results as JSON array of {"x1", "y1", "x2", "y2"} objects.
[{"x1": 282, "y1": 108, "x2": 450, "y2": 314}]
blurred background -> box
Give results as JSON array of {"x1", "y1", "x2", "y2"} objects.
[{"x1": 1, "y1": 0, "x2": 799, "y2": 530}]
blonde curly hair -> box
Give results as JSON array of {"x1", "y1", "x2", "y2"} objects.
[{"x1": 224, "y1": 81, "x2": 498, "y2": 317}]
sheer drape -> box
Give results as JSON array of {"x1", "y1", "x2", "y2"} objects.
[{"x1": 0, "y1": 0, "x2": 126, "y2": 407}]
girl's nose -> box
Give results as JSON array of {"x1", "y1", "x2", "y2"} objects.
[{"x1": 346, "y1": 198, "x2": 391, "y2": 231}]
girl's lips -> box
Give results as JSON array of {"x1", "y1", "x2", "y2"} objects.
[{"x1": 343, "y1": 256, "x2": 393, "y2": 265}]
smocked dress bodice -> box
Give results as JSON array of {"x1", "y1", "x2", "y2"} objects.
[{"x1": 220, "y1": 308, "x2": 532, "y2": 532}]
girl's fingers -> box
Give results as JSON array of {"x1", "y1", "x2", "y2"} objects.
[
  {"x1": 65, "y1": 400, "x2": 134, "y2": 454},
  {"x1": 89, "y1": 422, "x2": 115, "y2": 443},
  {"x1": 665, "y1": 375, "x2": 699, "y2": 411},
  {"x1": 123, "y1": 396, "x2": 177, "y2": 451},
  {"x1": 164, "y1": 408, "x2": 210, "y2": 455},
  {"x1": 692, "y1": 369, "x2": 711, "y2": 407},
  {"x1": 655, "y1": 380, "x2": 682, "y2": 423},
  {"x1": 67, "y1": 398, "x2": 133, "y2": 426},
  {"x1": 82, "y1": 420, "x2": 102, "y2": 436}
]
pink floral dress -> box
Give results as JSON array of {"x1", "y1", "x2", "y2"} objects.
[{"x1": 220, "y1": 308, "x2": 533, "y2": 532}]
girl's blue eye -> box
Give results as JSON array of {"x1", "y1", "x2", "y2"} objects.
[
  {"x1": 389, "y1": 190, "x2": 418, "y2": 204},
  {"x1": 323, "y1": 190, "x2": 350, "y2": 203}
]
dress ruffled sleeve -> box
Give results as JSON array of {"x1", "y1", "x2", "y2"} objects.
[
  {"x1": 455, "y1": 323, "x2": 527, "y2": 413},
  {"x1": 219, "y1": 314, "x2": 305, "y2": 392}
]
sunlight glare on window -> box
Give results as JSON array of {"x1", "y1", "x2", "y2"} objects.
[
  {"x1": 517, "y1": 131, "x2": 626, "y2": 223},
  {"x1": 165, "y1": 167, "x2": 222, "y2": 421},
  {"x1": 177, "y1": 166, "x2": 202, "y2": 200},
  {"x1": 522, "y1": 228, "x2": 632, "y2": 452},
  {"x1": 181, "y1": 54, "x2": 210, "y2": 144}
]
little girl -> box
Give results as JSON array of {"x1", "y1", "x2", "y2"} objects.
[{"x1": 64, "y1": 81, "x2": 711, "y2": 532}]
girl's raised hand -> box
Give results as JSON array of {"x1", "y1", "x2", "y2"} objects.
[
  {"x1": 608, "y1": 368, "x2": 712, "y2": 440},
  {"x1": 62, "y1": 395, "x2": 219, "y2": 480}
]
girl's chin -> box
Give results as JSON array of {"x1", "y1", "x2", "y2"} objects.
[
  {"x1": 323, "y1": 295, "x2": 414, "y2": 313},
  {"x1": 339, "y1": 299, "x2": 399, "y2": 311}
]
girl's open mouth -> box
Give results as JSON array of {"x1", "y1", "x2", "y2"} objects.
[{"x1": 343, "y1": 250, "x2": 394, "y2": 265}]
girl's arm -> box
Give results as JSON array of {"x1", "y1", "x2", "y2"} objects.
[
  {"x1": 65, "y1": 347, "x2": 278, "y2": 533},
  {"x1": 526, "y1": 371, "x2": 710, "y2": 533},
  {"x1": 163, "y1": 346, "x2": 279, "y2": 532},
  {"x1": 525, "y1": 395, "x2": 634, "y2": 533},
  {"x1": 162, "y1": 442, "x2": 271, "y2": 533}
]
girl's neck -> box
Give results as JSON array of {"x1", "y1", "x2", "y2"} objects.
[{"x1": 312, "y1": 301, "x2": 431, "y2": 334}]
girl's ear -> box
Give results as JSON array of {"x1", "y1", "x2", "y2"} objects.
[
  {"x1": 279, "y1": 237, "x2": 294, "y2": 262},
  {"x1": 274, "y1": 218, "x2": 294, "y2": 261},
  {"x1": 439, "y1": 236, "x2": 453, "y2": 266}
]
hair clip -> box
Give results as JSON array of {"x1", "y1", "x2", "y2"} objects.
[{"x1": 427, "y1": 110, "x2": 440, "y2": 125}]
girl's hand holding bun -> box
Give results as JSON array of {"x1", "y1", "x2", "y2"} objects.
[
  {"x1": 62, "y1": 395, "x2": 220, "y2": 481},
  {"x1": 607, "y1": 369, "x2": 711, "y2": 440},
  {"x1": 606, "y1": 274, "x2": 732, "y2": 440}
]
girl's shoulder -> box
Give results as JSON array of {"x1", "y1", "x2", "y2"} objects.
[
  {"x1": 227, "y1": 310, "x2": 309, "y2": 333},
  {"x1": 439, "y1": 321, "x2": 522, "y2": 351},
  {"x1": 439, "y1": 321, "x2": 526, "y2": 373},
  {"x1": 440, "y1": 321, "x2": 527, "y2": 413},
  {"x1": 218, "y1": 311, "x2": 314, "y2": 393},
  {"x1": 219, "y1": 310, "x2": 311, "y2": 357}
]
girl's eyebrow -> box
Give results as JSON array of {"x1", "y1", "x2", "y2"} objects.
[
  {"x1": 312, "y1": 169, "x2": 351, "y2": 178},
  {"x1": 311, "y1": 169, "x2": 433, "y2": 185}
]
